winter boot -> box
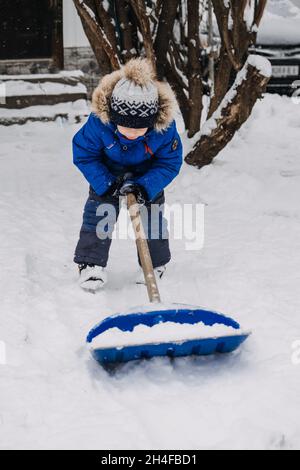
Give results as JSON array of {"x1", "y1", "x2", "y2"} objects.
[
  {"x1": 136, "y1": 265, "x2": 167, "y2": 285},
  {"x1": 78, "y1": 263, "x2": 107, "y2": 292}
]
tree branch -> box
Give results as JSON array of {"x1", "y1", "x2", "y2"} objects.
[
  {"x1": 212, "y1": 0, "x2": 242, "y2": 71},
  {"x1": 115, "y1": 0, "x2": 136, "y2": 62},
  {"x1": 93, "y1": 0, "x2": 120, "y2": 62},
  {"x1": 154, "y1": 0, "x2": 180, "y2": 80},
  {"x1": 254, "y1": 0, "x2": 268, "y2": 27},
  {"x1": 186, "y1": 56, "x2": 271, "y2": 167},
  {"x1": 73, "y1": 0, "x2": 121, "y2": 70},
  {"x1": 187, "y1": 0, "x2": 203, "y2": 136},
  {"x1": 129, "y1": 0, "x2": 156, "y2": 70}
]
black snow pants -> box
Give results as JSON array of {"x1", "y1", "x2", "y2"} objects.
[{"x1": 74, "y1": 187, "x2": 171, "y2": 269}]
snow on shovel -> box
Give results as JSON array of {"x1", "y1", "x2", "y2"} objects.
[{"x1": 87, "y1": 193, "x2": 251, "y2": 365}]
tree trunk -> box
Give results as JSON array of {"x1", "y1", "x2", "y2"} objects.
[
  {"x1": 208, "y1": 46, "x2": 232, "y2": 117},
  {"x1": 115, "y1": 0, "x2": 136, "y2": 62},
  {"x1": 93, "y1": 0, "x2": 120, "y2": 62},
  {"x1": 154, "y1": 0, "x2": 180, "y2": 80},
  {"x1": 165, "y1": 60, "x2": 190, "y2": 129},
  {"x1": 73, "y1": 0, "x2": 120, "y2": 71},
  {"x1": 130, "y1": 0, "x2": 156, "y2": 70},
  {"x1": 187, "y1": 0, "x2": 202, "y2": 137},
  {"x1": 185, "y1": 57, "x2": 271, "y2": 168},
  {"x1": 208, "y1": 0, "x2": 253, "y2": 117}
]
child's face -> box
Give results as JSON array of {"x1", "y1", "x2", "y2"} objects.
[{"x1": 117, "y1": 126, "x2": 148, "y2": 140}]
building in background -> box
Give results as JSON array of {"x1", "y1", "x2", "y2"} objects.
[
  {"x1": 0, "y1": 0, "x2": 92, "y2": 124},
  {"x1": 0, "y1": 0, "x2": 98, "y2": 80}
]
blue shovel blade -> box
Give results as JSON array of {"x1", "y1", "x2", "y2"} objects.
[{"x1": 87, "y1": 304, "x2": 251, "y2": 365}]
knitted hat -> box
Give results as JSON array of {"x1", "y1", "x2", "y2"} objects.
[
  {"x1": 110, "y1": 60, "x2": 159, "y2": 129},
  {"x1": 92, "y1": 58, "x2": 178, "y2": 132}
]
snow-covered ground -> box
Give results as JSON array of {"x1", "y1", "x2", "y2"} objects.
[{"x1": 0, "y1": 94, "x2": 300, "y2": 450}]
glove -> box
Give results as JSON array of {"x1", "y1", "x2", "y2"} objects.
[
  {"x1": 106, "y1": 172, "x2": 134, "y2": 198},
  {"x1": 119, "y1": 180, "x2": 147, "y2": 205}
]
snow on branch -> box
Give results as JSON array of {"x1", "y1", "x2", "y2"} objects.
[
  {"x1": 185, "y1": 55, "x2": 272, "y2": 167},
  {"x1": 202, "y1": 55, "x2": 272, "y2": 136}
]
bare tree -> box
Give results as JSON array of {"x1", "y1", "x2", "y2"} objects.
[
  {"x1": 73, "y1": 0, "x2": 270, "y2": 168},
  {"x1": 186, "y1": 0, "x2": 270, "y2": 167},
  {"x1": 208, "y1": 0, "x2": 267, "y2": 117},
  {"x1": 185, "y1": 56, "x2": 271, "y2": 167},
  {"x1": 187, "y1": 0, "x2": 203, "y2": 137}
]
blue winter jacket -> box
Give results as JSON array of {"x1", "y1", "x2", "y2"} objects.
[{"x1": 73, "y1": 113, "x2": 183, "y2": 201}]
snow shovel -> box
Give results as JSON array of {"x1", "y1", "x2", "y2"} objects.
[{"x1": 87, "y1": 194, "x2": 250, "y2": 365}]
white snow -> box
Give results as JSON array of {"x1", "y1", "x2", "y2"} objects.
[
  {"x1": 90, "y1": 321, "x2": 244, "y2": 350},
  {"x1": 0, "y1": 71, "x2": 84, "y2": 81},
  {"x1": 247, "y1": 55, "x2": 272, "y2": 78},
  {"x1": 198, "y1": 55, "x2": 271, "y2": 138},
  {"x1": 0, "y1": 100, "x2": 89, "y2": 120},
  {"x1": 1, "y1": 93, "x2": 300, "y2": 449},
  {"x1": 258, "y1": 0, "x2": 300, "y2": 45},
  {"x1": 2, "y1": 80, "x2": 87, "y2": 97}
]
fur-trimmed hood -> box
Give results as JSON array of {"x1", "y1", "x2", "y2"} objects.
[{"x1": 91, "y1": 58, "x2": 178, "y2": 132}]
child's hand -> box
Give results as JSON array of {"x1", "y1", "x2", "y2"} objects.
[
  {"x1": 119, "y1": 181, "x2": 147, "y2": 205},
  {"x1": 110, "y1": 172, "x2": 133, "y2": 198}
]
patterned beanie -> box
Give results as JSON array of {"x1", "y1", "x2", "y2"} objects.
[{"x1": 110, "y1": 63, "x2": 159, "y2": 129}]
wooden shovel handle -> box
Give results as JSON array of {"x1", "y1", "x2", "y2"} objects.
[{"x1": 127, "y1": 193, "x2": 161, "y2": 304}]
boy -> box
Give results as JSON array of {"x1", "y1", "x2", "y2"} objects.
[{"x1": 73, "y1": 58, "x2": 183, "y2": 291}]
